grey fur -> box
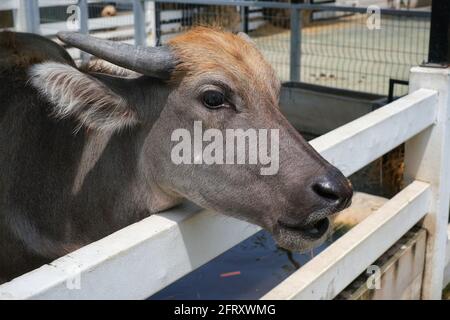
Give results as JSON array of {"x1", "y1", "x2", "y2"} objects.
[{"x1": 0, "y1": 31, "x2": 352, "y2": 283}]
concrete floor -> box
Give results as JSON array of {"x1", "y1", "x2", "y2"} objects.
[{"x1": 251, "y1": 14, "x2": 429, "y2": 96}]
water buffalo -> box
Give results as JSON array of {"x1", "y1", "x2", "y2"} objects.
[{"x1": 0, "y1": 28, "x2": 352, "y2": 283}]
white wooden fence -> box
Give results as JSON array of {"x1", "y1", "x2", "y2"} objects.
[{"x1": 0, "y1": 66, "x2": 449, "y2": 300}]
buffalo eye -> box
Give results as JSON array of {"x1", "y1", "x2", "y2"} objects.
[{"x1": 202, "y1": 90, "x2": 225, "y2": 109}]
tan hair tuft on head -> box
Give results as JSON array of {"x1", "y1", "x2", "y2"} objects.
[{"x1": 167, "y1": 27, "x2": 279, "y2": 99}]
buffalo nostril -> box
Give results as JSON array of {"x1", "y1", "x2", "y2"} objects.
[
  {"x1": 311, "y1": 172, "x2": 353, "y2": 210},
  {"x1": 312, "y1": 181, "x2": 341, "y2": 203}
]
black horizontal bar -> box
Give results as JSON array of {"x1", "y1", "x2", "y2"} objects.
[
  {"x1": 152, "y1": 0, "x2": 431, "y2": 17},
  {"x1": 154, "y1": 0, "x2": 292, "y2": 9}
]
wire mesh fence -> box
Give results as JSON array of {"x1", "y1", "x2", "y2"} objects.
[
  {"x1": 37, "y1": 1, "x2": 140, "y2": 42},
  {"x1": 296, "y1": 11, "x2": 429, "y2": 96},
  {"x1": 153, "y1": 1, "x2": 430, "y2": 96},
  {"x1": 0, "y1": 0, "x2": 431, "y2": 96}
]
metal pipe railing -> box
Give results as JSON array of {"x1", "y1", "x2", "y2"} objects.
[{"x1": 289, "y1": 8, "x2": 301, "y2": 82}]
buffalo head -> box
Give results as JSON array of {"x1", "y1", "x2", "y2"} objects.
[{"x1": 30, "y1": 27, "x2": 352, "y2": 252}]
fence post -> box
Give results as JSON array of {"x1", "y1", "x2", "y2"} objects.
[
  {"x1": 17, "y1": 0, "x2": 40, "y2": 33},
  {"x1": 240, "y1": 6, "x2": 249, "y2": 33},
  {"x1": 428, "y1": 0, "x2": 450, "y2": 65},
  {"x1": 290, "y1": 8, "x2": 301, "y2": 82},
  {"x1": 154, "y1": 1, "x2": 162, "y2": 45},
  {"x1": 404, "y1": 66, "x2": 450, "y2": 299},
  {"x1": 78, "y1": 0, "x2": 90, "y2": 65},
  {"x1": 146, "y1": 1, "x2": 157, "y2": 47},
  {"x1": 133, "y1": 0, "x2": 147, "y2": 47}
]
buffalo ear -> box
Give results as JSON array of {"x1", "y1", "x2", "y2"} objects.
[{"x1": 29, "y1": 61, "x2": 138, "y2": 132}]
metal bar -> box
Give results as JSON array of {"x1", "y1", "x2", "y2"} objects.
[
  {"x1": 29, "y1": 0, "x2": 40, "y2": 33},
  {"x1": 146, "y1": 0, "x2": 157, "y2": 47},
  {"x1": 78, "y1": 0, "x2": 88, "y2": 35},
  {"x1": 133, "y1": 0, "x2": 147, "y2": 47},
  {"x1": 388, "y1": 79, "x2": 409, "y2": 102},
  {"x1": 155, "y1": 0, "x2": 292, "y2": 9},
  {"x1": 290, "y1": 8, "x2": 301, "y2": 82},
  {"x1": 427, "y1": 0, "x2": 450, "y2": 65},
  {"x1": 152, "y1": 0, "x2": 431, "y2": 17},
  {"x1": 240, "y1": 6, "x2": 249, "y2": 33},
  {"x1": 16, "y1": 0, "x2": 27, "y2": 32},
  {"x1": 78, "y1": 0, "x2": 90, "y2": 64},
  {"x1": 154, "y1": 1, "x2": 162, "y2": 45},
  {"x1": 19, "y1": 0, "x2": 40, "y2": 33}
]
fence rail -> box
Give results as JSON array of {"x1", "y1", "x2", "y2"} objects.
[
  {"x1": 263, "y1": 180, "x2": 431, "y2": 299},
  {"x1": 0, "y1": 204, "x2": 259, "y2": 299}
]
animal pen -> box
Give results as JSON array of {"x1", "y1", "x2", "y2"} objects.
[{"x1": 0, "y1": 0, "x2": 449, "y2": 300}]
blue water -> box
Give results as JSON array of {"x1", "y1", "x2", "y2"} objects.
[{"x1": 149, "y1": 229, "x2": 343, "y2": 300}]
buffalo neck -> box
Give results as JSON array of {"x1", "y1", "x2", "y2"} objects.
[{"x1": 0, "y1": 75, "x2": 178, "y2": 253}]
